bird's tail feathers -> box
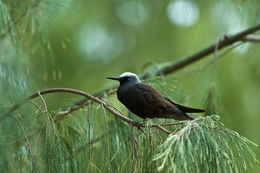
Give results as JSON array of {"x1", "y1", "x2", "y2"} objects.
[
  {"x1": 163, "y1": 96, "x2": 205, "y2": 113},
  {"x1": 185, "y1": 114, "x2": 195, "y2": 120},
  {"x1": 164, "y1": 113, "x2": 195, "y2": 121}
]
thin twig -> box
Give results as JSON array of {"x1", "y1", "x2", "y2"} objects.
[
  {"x1": 107, "y1": 104, "x2": 125, "y2": 115},
  {"x1": 10, "y1": 114, "x2": 34, "y2": 165},
  {"x1": 29, "y1": 100, "x2": 43, "y2": 112},
  {"x1": 208, "y1": 35, "x2": 223, "y2": 113},
  {"x1": 212, "y1": 35, "x2": 222, "y2": 84},
  {"x1": 101, "y1": 104, "x2": 110, "y2": 172},
  {"x1": 87, "y1": 102, "x2": 92, "y2": 173},
  {"x1": 154, "y1": 125, "x2": 174, "y2": 134},
  {"x1": 62, "y1": 133, "x2": 110, "y2": 163},
  {"x1": 169, "y1": 42, "x2": 243, "y2": 80},
  {"x1": 37, "y1": 91, "x2": 50, "y2": 122},
  {"x1": 154, "y1": 129, "x2": 163, "y2": 143},
  {"x1": 8, "y1": 122, "x2": 47, "y2": 146},
  {"x1": 184, "y1": 42, "x2": 243, "y2": 105},
  {"x1": 53, "y1": 102, "x2": 88, "y2": 121},
  {"x1": 131, "y1": 125, "x2": 136, "y2": 173},
  {"x1": 2, "y1": 88, "x2": 193, "y2": 134}
]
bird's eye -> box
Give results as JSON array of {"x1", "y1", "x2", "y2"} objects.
[{"x1": 126, "y1": 76, "x2": 130, "y2": 80}]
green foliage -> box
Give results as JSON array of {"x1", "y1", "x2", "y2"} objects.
[
  {"x1": 0, "y1": 91, "x2": 258, "y2": 172},
  {"x1": 154, "y1": 115, "x2": 258, "y2": 173}
]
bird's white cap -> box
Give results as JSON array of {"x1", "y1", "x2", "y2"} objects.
[{"x1": 120, "y1": 72, "x2": 141, "y2": 83}]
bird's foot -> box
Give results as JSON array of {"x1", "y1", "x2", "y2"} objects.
[
  {"x1": 132, "y1": 122, "x2": 145, "y2": 133},
  {"x1": 137, "y1": 126, "x2": 145, "y2": 133}
]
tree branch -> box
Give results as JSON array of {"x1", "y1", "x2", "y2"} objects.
[
  {"x1": 154, "y1": 24, "x2": 260, "y2": 77},
  {"x1": 38, "y1": 91, "x2": 50, "y2": 122},
  {"x1": 1, "y1": 88, "x2": 182, "y2": 134}
]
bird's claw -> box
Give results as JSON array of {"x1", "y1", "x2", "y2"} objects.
[{"x1": 137, "y1": 126, "x2": 145, "y2": 133}]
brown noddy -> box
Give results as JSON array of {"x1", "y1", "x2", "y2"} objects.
[{"x1": 107, "y1": 72, "x2": 204, "y2": 121}]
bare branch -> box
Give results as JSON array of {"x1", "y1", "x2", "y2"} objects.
[
  {"x1": 131, "y1": 125, "x2": 136, "y2": 173},
  {"x1": 29, "y1": 101, "x2": 43, "y2": 112},
  {"x1": 53, "y1": 101, "x2": 88, "y2": 121},
  {"x1": 10, "y1": 114, "x2": 34, "y2": 165},
  {"x1": 154, "y1": 129, "x2": 163, "y2": 143},
  {"x1": 2, "y1": 88, "x2": 186, "y2": 134},
  {"x1": 154, "y1": 24, "x2": 260, "y2": 77},
  {"x1": 152, "y1": 125, "x2": 173, "y2": 135},
  {"x1": 37, "y1": 91, "x2": 50, "y2": 122},
  {"x1": 87, "y1": 103, "x2": 92, "y2": 173},
  {"x1": 101, "y1": 104, "x2": 110, "y2": 172},
  {"x1": 107, "y1": 104, "x2": 125, "y2": 115},
  {"x1": 212, "y1": 35, "x2": 222, "y2": 84}
]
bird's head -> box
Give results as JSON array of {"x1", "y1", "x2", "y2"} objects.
[{"x1": 106, "y1": 72, "x2": 141, "y2": 85}]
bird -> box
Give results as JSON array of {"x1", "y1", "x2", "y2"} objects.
[{"x1": 106, "y1": 72, "x2": 205, "y2": 121}]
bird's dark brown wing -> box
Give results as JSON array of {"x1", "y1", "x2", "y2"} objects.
[
  {"x1": 135, "y1": 83, "x2": 185, "y2": 116},
  {"x1": 163, "y1": 96, "x2": 205, "y2": 113},
  {"x1": 135, "y1": 83, "x2": 171, "y2": 107}
]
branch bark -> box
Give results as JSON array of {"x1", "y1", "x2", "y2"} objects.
[
  {"x1": 1, "y1": 88, "x2": 180, "y2": 134},
  {"x1": 153, "y1": 24, "x2": 260, "y2": 77}
]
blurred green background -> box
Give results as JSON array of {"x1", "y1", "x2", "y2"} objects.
[{"x1": 1, "y1": 0, "x2": 260, "y2": 172}]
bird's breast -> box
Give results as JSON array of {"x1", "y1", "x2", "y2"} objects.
[
  {"x1": 117, "y1": 85, "x2": 137, "y2": 107},
  {"x1": 117, "y1": 85, "x2": 147, "y2": 117}
]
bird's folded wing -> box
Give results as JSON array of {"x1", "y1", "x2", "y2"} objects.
[
  {"x1": 163, "y1": 96, "x2": 205, "y2": 113},
  {"x1": 135, "y1": 83, "x2": 173, "y2": 108}
]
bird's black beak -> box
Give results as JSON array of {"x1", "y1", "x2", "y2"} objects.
[{"x1": 106, "y1": 77, "x2": 121, "y2": 81}]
